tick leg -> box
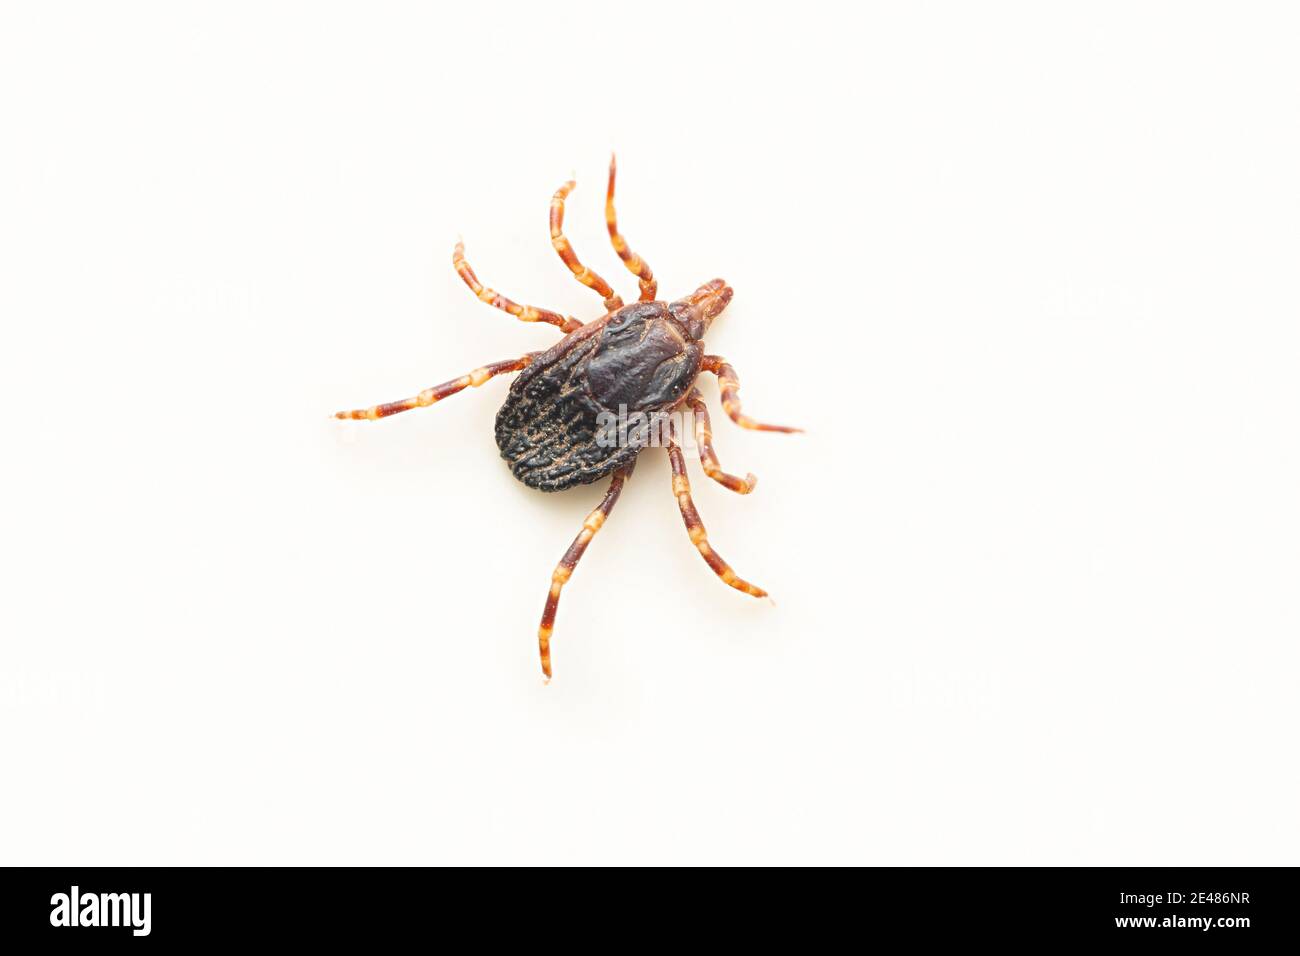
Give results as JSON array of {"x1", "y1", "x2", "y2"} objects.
[
  {"x1": 334, "y1": 354, "x2": 537, "y2": 420},
  {"x1": 665, "y1": 420, "x2": 767, "y2": 598},
  {"x1": 687, "y1": 388, "x2": 756, "y2": 494},
  {"x1": 550, "y1": 179, "x2": 625, "y2": 313},
  {"x1": 537, "y1": 463, "x2": 635, "y2": 679},
  {"x1": 701, "y1": 355, "x2": 803, "y2": 433},
  {"x1": 453, "y1": 241, "x2": 581, "y2": 334},
  {"x1": 605, "y1": 154, "x2": 657, "y2": 302}
]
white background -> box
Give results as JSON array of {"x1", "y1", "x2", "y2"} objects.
[{"x1": 2, "y1": 2, "x2": 1297, "y2": 865}]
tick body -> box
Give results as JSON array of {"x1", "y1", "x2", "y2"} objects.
[{"x1": 336, "y1": 157, "x2": 799, "y2": 678}]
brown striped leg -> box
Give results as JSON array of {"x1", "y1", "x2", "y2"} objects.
[
  {"x1": 686, "y1": 388, "x2": 756, "y2": 494},
  {"x1": 701, "y1": 355, "x2": 803, "y2": 433},
  {"x1": 453, "y1": 241, "x2": 581, "y2": 334},
  {"x1": 550, "y1": 180, "x2": 624, "y2": 313},
  {"x1": 665, "y1": 420, "x2": 767, "y2": 598},
  {"x1": 334, "y1": 354, "x2": 536, "y2": 420},
  {"x1": 537, "y1": 463, "x2": 635, "y2": 679},
  {"x1": 605, "y1": 154, "x2": 657, "y2": 302}
]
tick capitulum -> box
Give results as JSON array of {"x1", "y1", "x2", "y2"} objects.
[{"x1": 336, "y1": 156, "x2": 800, "y2": 678}]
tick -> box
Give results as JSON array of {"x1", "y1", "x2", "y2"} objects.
[{"x1": 335, "y1": 157, "x2": 800, "y2": 678}]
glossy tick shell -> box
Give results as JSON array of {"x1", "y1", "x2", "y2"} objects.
[{"x1": 496, "y1": 300, "x2": 704, "y2": 491}]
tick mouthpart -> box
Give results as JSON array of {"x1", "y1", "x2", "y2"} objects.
[{"x1": 683, "y1": 278, "x2": 733, "y2": 324}]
